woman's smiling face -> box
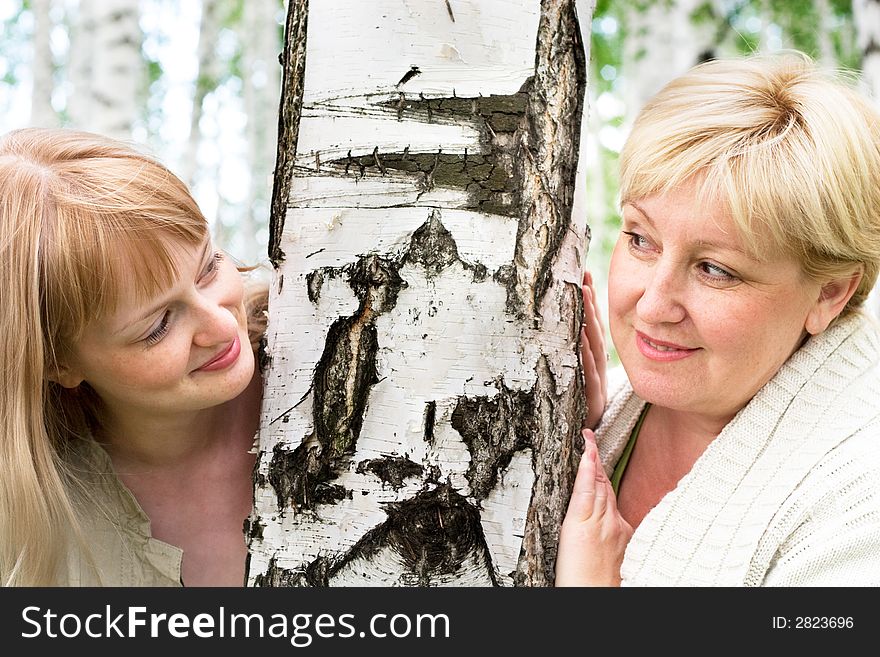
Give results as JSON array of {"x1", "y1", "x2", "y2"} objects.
[
  {"x1": 60, "y1": 237, "x2": 254, "y2": 421},
  {"x1": 609, "y1": 182, "x2": 826, "y2": 423}
]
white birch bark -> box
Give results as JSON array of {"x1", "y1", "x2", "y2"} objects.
[
  {"x1": 29, "y1": 0, "x2": 56, "y2": 128},
  {"x1": 181, "y1": 0, "x2": 221, "y2": 189},
  {"x1": 68, "y1": 0, "x2": 142, "y2": 139},
  {"x1": 248, "y1": 0, "x2": 595, "y2": 587},
  {"x1": 854, "y1": 0, "x2": 880, "y2": 318}
]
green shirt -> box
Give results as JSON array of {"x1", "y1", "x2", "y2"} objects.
[{"x1": 610, "y1": 403, "x2": 650, "y2": 496}]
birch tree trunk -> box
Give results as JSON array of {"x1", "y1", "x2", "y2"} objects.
[
  {"x1": 181, "y1": 0, "x2": 221, "y2": 189},
  {"x1": 67, "y1": 0, "x2": 143, "y2": 139},
  {"x1": 247, "y1": 0, "x2": 595, "y2": 587},
  {"x1": 854, "y1": 0, "x2": 880, "y2": 318},
  {"x1": 66, "y1": 0, "x2": 96, "y2": 129},
  {"x1": 815, "y1": 0, "x2": 838, "y2": 67},
  {"x1": 29, "y1": 0, "x2": 56, "y2": 128}
]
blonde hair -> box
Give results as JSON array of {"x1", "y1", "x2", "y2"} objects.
[
  {"x1": 619, "y1": 52, "x2": 880, "y2": 317},
  {"x1": 0, "y1": 128, "x2": 265, "y2": 585}
]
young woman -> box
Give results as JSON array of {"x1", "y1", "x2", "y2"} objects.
[
  {"x1": 0, "y1": 128, "x2": 267, "y2": 586},
  {"x1": 557, "y1": 53, "x2": 880, "y2": 586}
]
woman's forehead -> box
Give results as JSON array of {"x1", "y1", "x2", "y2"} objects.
[{"x1": 96, "y1": 236, "x2": 209, "y2": 327}]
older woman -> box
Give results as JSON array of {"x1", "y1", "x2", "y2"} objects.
[{"x1": 556, "y1": 53, "x2": 880, "y2": 586}]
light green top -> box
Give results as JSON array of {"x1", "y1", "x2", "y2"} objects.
[
  {"x1": 609, "y1": 404, "x2": 649, "y2": 496},
  {"x1": 58, "y1": 437, "x2": 183, "y2": 586}
]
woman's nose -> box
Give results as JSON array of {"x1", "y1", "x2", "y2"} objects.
[
  {"x1": 191, "y1": 294, "x2": 237, "y2": 347},
  {"x1": 635, "y1": 262, "x2": 687, "y2": 325}
]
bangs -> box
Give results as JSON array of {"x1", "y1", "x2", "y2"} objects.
[{"x1": 38, "y1": 155, "x2": 209, "y2": 347}]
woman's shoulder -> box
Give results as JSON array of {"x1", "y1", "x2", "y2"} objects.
[{"x1": 761, "y1": 422, "x2": 880, "y2": 585}]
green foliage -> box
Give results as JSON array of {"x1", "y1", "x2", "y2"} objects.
[
  {"x1": 146, "y1": 58, "x2": 163, "y2": 86},
  {"x1": 689, "y1": 1, "x2": 717, "y2": 26}
]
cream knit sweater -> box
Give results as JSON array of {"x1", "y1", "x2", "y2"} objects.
[{"x1": 596, "y1": 313, "x2": 880, "y2": 586}]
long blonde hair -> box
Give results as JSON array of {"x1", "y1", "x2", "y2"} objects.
[
  {"x1": 0, "y1": 128, "x2": 265, "y2": 585},
  {"x1": 619, "y1": 52, "x2": 880, "y2": 318}
]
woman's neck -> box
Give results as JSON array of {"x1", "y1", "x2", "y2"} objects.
[
  {"x1": 645, "y1": 404, "x2": 733, "y2": 459},
  {"x1": 96, "y1": 371, "x2": 261, "y2": 471}
]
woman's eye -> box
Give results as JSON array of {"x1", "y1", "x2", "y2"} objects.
[
  {"x1": 144, "y1": 311, "x2": 171, "y2": 346},
  {"x1": 622, "y1": 230, "x2": 652, "y2": 251},
  {"x1": 698, "y1": 261, "x2": 736, "y2": 281},
  {"x1": 202, "y1": 251, "x2": 224, "y2": 280}
]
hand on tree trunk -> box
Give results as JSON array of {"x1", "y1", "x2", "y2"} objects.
[
  {"x1": 555, "y1": 429, "x2": 632, "y2": 587},
  {"x1": 581, "y1": 271, "x2": 607, "y2": 430}
]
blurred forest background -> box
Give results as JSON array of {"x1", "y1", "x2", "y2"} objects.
[{"x1": 1, "y1": 0, "x2": 878, "y2": 316}]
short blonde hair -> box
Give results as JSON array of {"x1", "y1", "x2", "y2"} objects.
[{"x1": 619, "y1": 52, "x2": 880, "y2": 318}]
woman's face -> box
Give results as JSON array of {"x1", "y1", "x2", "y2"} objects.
[
  {"x1": 63, "y1": 237, "x2": 254, "y2": 422},
  {"x1": 609, "y1": 183, "x2": 824, "y2": 423}
]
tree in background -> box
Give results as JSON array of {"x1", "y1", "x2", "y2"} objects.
[
  {"x1": 6, "y1": 0, "x2": 284, "y2": 266},
  {"x1": 66, "y1": 0, "x2": 143, "y2": 139},
  {"x1": 853, "y1": 0, "x2": 880, "y2": 316}
]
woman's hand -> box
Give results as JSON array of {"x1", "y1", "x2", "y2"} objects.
[
  {"x1": 556, "y1": 429, "x2": 633, "y2": 587},
  {"x1": 581, "y1": 271, "x2": 607, "y2": 430}
]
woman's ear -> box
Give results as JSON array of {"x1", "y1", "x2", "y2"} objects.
[
  {"x1": 46, "y1": 364, "x2": 84, "y2": 389},
  {"x1": 804, "y1": 269, "x2": 863, "y2": 335}
]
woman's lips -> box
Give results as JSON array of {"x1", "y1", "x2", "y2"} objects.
[
  {"x1": 196, "y1": 336, "x2": 241, "y2": 372},
  {"x1": 635, "y1": 331, "x2": 699, "y2": 362}
]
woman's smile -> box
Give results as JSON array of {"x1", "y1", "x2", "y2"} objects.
[
  {"x1": 635, "y1": 331, "x2": 699, "y2": 361},
  {"x1": 195, "y1": 336, "x2": 242, "y2": 373}
]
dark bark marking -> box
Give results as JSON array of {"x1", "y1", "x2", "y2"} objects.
[
  {"x1": 401, "y1": 209, "x2": 459, "y2": 277},
  {"x1": 269, "y1": 0, "x2": 309, "y2": 266},
  {"x1": 450, "y1": 381, "x2": 537, "y2": 501},
  {"x1": 267, "y1": 441, "x2": 352, "y2": 510},
  {"x1": 306, "y1": 209, "x2": 487, "y2": 313},
  {"x1": 305, "y1": 269, "x2": 324, "y2": 303},
  {"x1": 445, "y1": 0, "x2": 455, "y2": 22},
  {"x1": 313, "y1": 317, "x2": 378, "y2": 457},
  {"x1": 423, "y1": 400, "x2": 436, "y2": 443},
  {"x1": 347, "y1": 253, "x2": 406, "y2": 313},
  {"x1": 400, "y1": 210, "x2": 490, "y2": 283},
  {"x1": 319, "y1": 91, "x2": 530, "y2": 217},
  {"x1": 396, "y1": 65, "x2": 422, "y2": 87},
  {"x1": 327, "y1": 484, "x2": 497, "y2": 586},
  {"x1": 356, "y1": 456, "x2": 424, "y2": 490},
  {"x1": 258, "y1": 334, "x2": 272, "y2": 376},
  {"x1": 372, "y1": 146, "x2": 387, "y2": 175},
  {"x1": 271, "y1": 254, "x2": 405, "y2": 511},
  {"x1": 244, "y1": 516, "x2": 265, "y2": 541},
  {"x1": 252, "y1": 556, "x2": 305, "y2": 587}
]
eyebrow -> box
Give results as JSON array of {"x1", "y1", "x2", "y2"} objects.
[
  {"x1": 624, "y1": 201, "x2": 751, "y2": 258},
  {"x1": 121, "y1": 240, "x2": 213, "y2": 333}
]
